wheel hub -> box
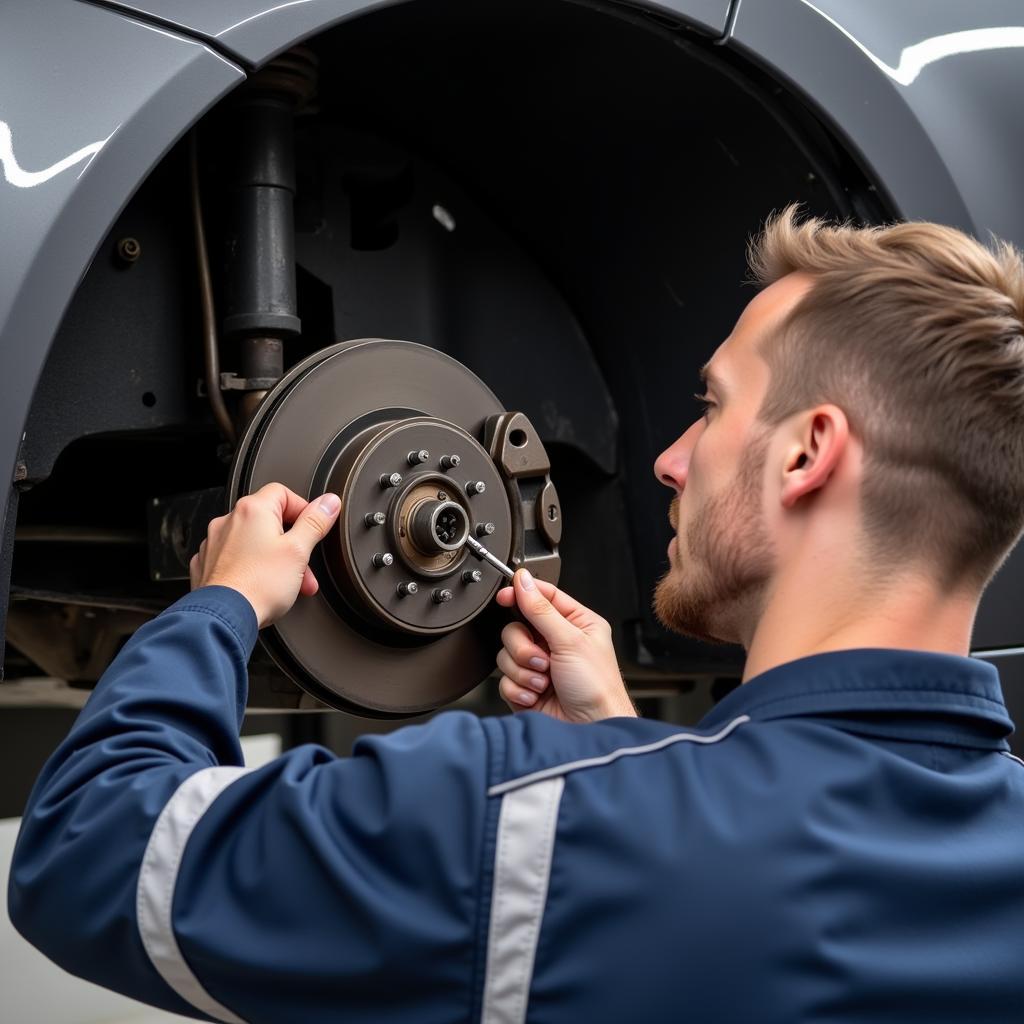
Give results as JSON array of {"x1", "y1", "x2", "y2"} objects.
[{"x1": 321, "y1": 416, "x2": 511, "y2": 636}]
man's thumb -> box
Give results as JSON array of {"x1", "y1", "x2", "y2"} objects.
[
  {"x1": 514, "y1": 569, "x2": 576, "y2": 648},
  {"x1": 289, "y1": 493, "x2": 341, "y2": 554}
]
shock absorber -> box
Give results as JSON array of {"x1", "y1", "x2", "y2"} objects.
[{"x1": 221, "y1": 48, "x2": 318, "y2": 429}]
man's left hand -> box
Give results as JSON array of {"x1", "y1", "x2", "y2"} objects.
[{"x1": 190, "y1": 483, "x2": 342, "y2": 628}]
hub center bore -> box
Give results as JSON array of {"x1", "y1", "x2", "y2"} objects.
[{"x1": 410, "y1": 498, "x2": 469, "y2": 554}]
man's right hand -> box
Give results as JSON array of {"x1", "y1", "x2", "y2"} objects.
[{"x1": 495, "y1": 569, "x2": 636, "y2": 722}]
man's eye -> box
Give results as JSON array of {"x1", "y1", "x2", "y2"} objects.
[{"x1": 693, "y1": 392, "x2": 716, "y2": 419}]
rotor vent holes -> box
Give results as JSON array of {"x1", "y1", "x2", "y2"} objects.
[{"x1": 509, "y1": 428, "x2": 527, "y2": 447}]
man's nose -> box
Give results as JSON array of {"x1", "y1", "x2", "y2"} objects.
[{"x1": 653, "y1": 420, "x2": 703, "y2": 492}]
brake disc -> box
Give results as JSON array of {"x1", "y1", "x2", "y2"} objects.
[{"x1": 227, "y1": 339, "x2": 562, "y2": 716}]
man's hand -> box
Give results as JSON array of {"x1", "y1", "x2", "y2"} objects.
[
  {"x1": 189, "y1": 483, "x2": 342, "y2": 629},
  {"x1": 495, "y1": 569, "x2": 636, "y2": 722}
]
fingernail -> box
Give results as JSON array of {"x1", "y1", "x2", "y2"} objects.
[
  {"x1": 527, "y1": 675, "x2": 547, "y2": 692},
  {"x1": 529, "y1": 656, "x2": 547, "y2": 671},
  {"x1": 516, "y1": 690, "x2": 537, "y2": 706},
  {"x1": 519, "y1": 569, "x2": 536, "y2": 591},
  {"x1": 319, "y1": 493, "x2": 341, "y2": 516}
]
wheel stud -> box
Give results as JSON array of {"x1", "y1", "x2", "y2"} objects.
[
  {"x1": 440, "y1": 454, "x2": 461, "y2": 470},
  {"x1": 397, "y1": 581, "x2": 418, "y2": 597},
  {"x1": 476, "y1": 521, "x2": 495, "y2": 537},
  {"x1": 372, "y1": 552, "x2": 394, "y2": 568},
  {"x1": 380, "y1": 472, "x2": 403, "y2": 488},
  {"x1": 462, "y1": 569, "x2": 482, "y2": 584},
  {"x1": 432, "y1": 588, "x2": 454, "y2": 604},
  {"x1": 466, "y1": 480, "x2": 486, "y2": 495},
  {"x1": 364, "y1": 511, "x2": 386, "y2": 527},
  {"x1": 407, "y1": 449, "x2": 430, "y2": 466}
]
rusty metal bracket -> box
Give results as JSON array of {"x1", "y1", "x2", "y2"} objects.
[{"x1": 219, "y1": 372, "x2": 281, "y2": 392}]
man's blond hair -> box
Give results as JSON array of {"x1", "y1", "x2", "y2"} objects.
[{"x1": 748, "y1": 205, "x2": 1024, "y2": 590}]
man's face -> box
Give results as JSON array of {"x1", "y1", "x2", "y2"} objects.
[{"x1": 652, "y1": 273, "x2": 813, "y2": 645}]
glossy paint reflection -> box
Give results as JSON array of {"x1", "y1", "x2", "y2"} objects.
[
  {"x1": 0, "y1": 120, "x2": 116, "y2": 189},
  {"x1": 801, "y1": 2, "x2": 1024, "y2": 87}
]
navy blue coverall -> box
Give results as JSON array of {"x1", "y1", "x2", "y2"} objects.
[{"x1": 8, "y1": 585, "x2": 1024, "y2": 1022}]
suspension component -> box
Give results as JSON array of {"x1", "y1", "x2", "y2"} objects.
[{"x1": 221, "y1": 48, "x2": 318, "y2": 430}]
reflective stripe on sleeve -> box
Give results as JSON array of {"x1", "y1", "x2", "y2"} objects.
[
  {"x1": 136, "y1": 765, "x2": 254, "y2": 1024},
  {"x1": 481, "y1": 776, "x2": 565, "y2": 1024}
]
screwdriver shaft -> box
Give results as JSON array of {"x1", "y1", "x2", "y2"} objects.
[{"x1": 464, "y1": 535, "x2": 516, "y2": 581}]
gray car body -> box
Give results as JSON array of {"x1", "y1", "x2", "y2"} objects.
[{"x1": 2, "y1": 0, "x2": 1023, "y2": 661}]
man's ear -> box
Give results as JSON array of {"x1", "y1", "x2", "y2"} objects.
[{"x1": 779, "y1": 404, "x2": 849, "y2": 509}]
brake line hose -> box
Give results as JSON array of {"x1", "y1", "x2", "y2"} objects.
[{"x1": 189, "y1": 130, "x2": 235, "y2": 445}]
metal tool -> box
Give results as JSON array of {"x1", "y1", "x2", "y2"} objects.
[{"x1": 465, "y1": 534, "x2": 515, "y2": 581}]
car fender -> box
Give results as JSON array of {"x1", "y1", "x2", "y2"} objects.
[
  {"x1": 727, "y1": 0, "x2": 1024, "y2": 245},
  {"x1": 0, "y1": 0, "x2": 243, "y2": 525},
  {"x1": 80, "y1": 0, "x2": 734, "y2": 67}
]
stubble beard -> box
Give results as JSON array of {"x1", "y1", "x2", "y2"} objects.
[{"x1": 653, "y1": 431, "x2": 774, "y2": 645}]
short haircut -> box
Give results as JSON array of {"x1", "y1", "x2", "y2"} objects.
[{"x1": 748, "y1": 205, "x2": 1024, "y2": 591}]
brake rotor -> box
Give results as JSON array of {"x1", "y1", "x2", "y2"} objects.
[{"x1": 227, "y1": 338, "x2": 560, "y2": 717}]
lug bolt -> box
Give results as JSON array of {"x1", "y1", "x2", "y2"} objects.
[
  {"x1": 466, "y1": 480, "x2": 486, "y2": 495},
  {"x1": 380, "y1": 472, "x2": 403, "y2": 489},
  {"x1": 440, "y1": 454, "x2": 461, "y2": 470},
  {"x1": 432, "y1": 588, "x2": 454, "y2": 604},
  {"x1": 372, "y1": 552, "x2": 394, "y2": 568},
  {"x1": 462, "y1": 569, "x2": 483, "y2": 584},
  {"x1": 364, "y1": 511, "x2": 387, "y2": 527},
  {"x1": 476, "y1": 522, "x2": 496, "y2": 537},
  {"x1": 407, "y1": 449, "x2": 430, "y2": 466},
  {"x1": 397, "y1": 581, "x2": 419, "y2": 597}
]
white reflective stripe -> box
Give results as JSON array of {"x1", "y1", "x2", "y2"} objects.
[
  {"x1": 1001, "y1": 750, "x2": 1024, "y2": 768},
  {"x1": 481, "y1": 776, "x2": 565, "y2": 1024},
  {"x1": 488, "y1": 714, "x2": 750, "y2": 797},
  {"x1": 136, "y1": 765, "x2": 254, "y2": 1024}
]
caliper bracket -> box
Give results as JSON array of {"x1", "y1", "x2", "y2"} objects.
[{"x1": 484, "y1": 412, "x2": 562, "y2": 585}]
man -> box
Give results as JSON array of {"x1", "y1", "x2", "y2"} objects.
[{"x1": 9, "y1": 208, "x2": 1024, "y2": 1023}]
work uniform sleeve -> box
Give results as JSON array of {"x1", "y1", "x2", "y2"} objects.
[{"x1": 7, "y1": 587, "x2": 494, "y2": 1024}]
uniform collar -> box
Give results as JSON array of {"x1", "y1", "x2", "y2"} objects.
[{"x1": 699, "y1": 647, "x2": 1014, "y2": 750}]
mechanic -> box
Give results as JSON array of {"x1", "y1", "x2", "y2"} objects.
[{"x1": 9, "y1": 207, "x2": 1024, "y2": 1023}]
